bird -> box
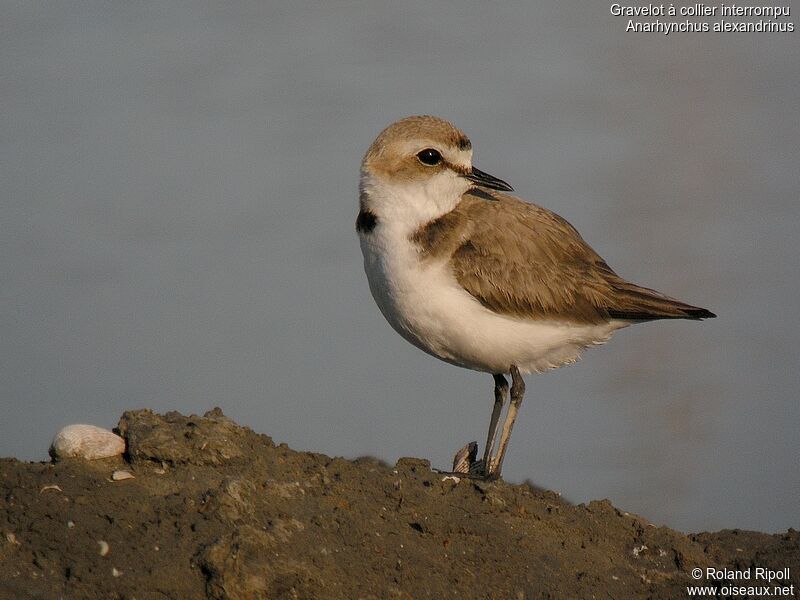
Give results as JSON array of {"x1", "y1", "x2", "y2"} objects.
[{"x1": 356, "y1": 115, "x2": 715, "y2": 479}]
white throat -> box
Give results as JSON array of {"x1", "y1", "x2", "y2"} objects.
[{"x1": 360, "y1": 169, "x2": 470, "y2": 235}]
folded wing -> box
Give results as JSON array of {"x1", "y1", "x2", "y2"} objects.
[{"x1": 437, "y1": 189, "x2": 715, "y2": 324}]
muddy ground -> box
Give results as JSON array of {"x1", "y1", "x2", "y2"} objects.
[{"x1": 1, "y1": 408, "x2": 797, "y2": 599}]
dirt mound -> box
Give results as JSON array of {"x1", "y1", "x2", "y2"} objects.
[{"x1": 1, "y1": 409, "x2": 797, "y2": 599}]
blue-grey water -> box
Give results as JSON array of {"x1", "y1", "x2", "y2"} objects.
[{"x1": 1, "y1": 1, "x2": 798, "y2": 533}]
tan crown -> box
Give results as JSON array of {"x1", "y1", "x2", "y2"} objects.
[{"x1": 362, "y1": 116, "x2": 473, "y2": 182}]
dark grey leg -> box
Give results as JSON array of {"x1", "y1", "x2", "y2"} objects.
[
  {"x1": 482, "y1": 373, "x2": 508, "y2": 476},
  {"x1": 492, "y1": 365, "x2": 525, "y2": 478}
]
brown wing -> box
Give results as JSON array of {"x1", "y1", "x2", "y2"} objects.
[{"x1": 414, "y1": 189, "x2": 715, "y2": 324}]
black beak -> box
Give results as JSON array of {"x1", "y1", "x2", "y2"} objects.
[{"x1": 464, "y1": 167, "x2": 514, "y2": 192}]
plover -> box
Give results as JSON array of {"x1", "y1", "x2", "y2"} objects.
[{"x1": 356, "y1": 115, "x2": 715, "y2": 478}]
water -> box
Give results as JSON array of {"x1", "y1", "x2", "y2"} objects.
[{"x1": 1, "y1": 1, "x2": 797, "y2": 532}]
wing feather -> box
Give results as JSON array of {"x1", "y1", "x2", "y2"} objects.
[{"x1": 413, "y1": 189, "x2": 715, "y2": 323}]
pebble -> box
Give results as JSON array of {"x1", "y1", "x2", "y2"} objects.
[{"x1": 50, "y1": 425, "x2": 125, "y2": 460}]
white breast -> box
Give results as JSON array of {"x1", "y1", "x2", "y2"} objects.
[{"x1": 359, "y1": 219, "x2": 626, "y2": 375}]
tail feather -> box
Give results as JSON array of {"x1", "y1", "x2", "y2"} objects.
[{"x1": 604, "y1": 282, "x2": 716, "y2": 321}]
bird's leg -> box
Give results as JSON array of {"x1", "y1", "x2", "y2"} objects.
[
  {"x1": 482, "y1": 373, "x2": 508, "y2": 477},
  {"x1": 492, "y1": 365, "x2": 525, "y2": 478}
]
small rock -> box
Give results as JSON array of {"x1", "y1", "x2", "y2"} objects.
[
  {"x1": 50, "y1": 424, "x2": 125, "y2": 461},
  {"x1": 98, "y1": 540, "x2": 110, "y2": 557}
]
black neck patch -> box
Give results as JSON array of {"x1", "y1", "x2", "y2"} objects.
[{"x1": 356, "y1": 208, "x2": 378, "y2": 234}]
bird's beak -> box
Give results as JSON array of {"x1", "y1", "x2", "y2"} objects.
[{"x1": 464, "y1": 167, "x2": 514, "y2": 192}]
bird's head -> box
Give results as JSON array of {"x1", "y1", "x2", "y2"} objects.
[{"x1": 359, "y1": 116, "x2": 512, "y2": 230}]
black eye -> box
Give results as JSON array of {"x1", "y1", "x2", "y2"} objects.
[{"x1": 417, "y1": 148, "x2": 442, "y2": 166}]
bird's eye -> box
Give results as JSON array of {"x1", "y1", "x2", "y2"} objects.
[{"x1": 416, "y1": 148, "x2": 442, "y2": 166}]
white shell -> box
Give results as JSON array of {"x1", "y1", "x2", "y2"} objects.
[
  {"x1": 111, "y1": 469, "x2": 134, "y2": 481},
  {"x1": 98, "y1": 540, "x2": 110, "y2": 556},
  {"x1": 50, "y1": 424, "x2": 125, "y2": 460}
]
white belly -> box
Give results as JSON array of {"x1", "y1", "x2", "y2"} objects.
[{"x1": 359, "y1": 224, "x2": 626, "y2": 375}]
